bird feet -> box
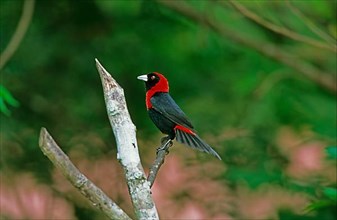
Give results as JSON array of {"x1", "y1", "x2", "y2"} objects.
[{"x1": 156, "y1": 136, "x2": 173, "y2": 154}]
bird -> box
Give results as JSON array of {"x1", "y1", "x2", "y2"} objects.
[{"x1": 137, "y1": 72, "x2": 221, "y2": 160}]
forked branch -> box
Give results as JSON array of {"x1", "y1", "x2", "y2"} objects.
[
  {"x1": 38, "y1": 128, "x2": 131, "y2": 220},
  {"x1": 38, "y1": 60, "x2": 160, "y2": 220}
]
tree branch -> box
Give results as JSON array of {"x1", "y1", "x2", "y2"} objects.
[
  {"x1": 227, "y1": 0, "x2": 336, "y2": 53},
  {"x1": 38, "y1": 127, "x2": 132, "y2": 220},
  {"x1": 0, "y1": 0, "x2": 35, "y2": 70},
  {"x1": 147, "y1": 137, "x2": 173, "y2": 188},
  {"x1": 158, "y1": 0, "x2": 337, "y2": 95},
  {"x1": 285, "y1": 0, "x2": 336, "y2": 45},
  {"x1": 95, "y1": 59, "x2": 159, "y2": 220}
]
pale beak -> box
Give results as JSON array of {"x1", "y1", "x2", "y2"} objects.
[{"x1": 137, "y1": 75, "x2": 148, "y2": 81}]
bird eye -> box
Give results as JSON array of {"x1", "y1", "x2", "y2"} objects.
[{"x1": 151, "y1": 75, "x2": 156, "y2": 80}]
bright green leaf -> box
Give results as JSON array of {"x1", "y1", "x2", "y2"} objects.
[
  {"x1": 325, "y1": 146, "x2": 337, "y2": 160},
  {"x1": 305, "y1": 200, "x2": 336, "y2": 212},
  {"x1": 0, "y1": 97, "x2": 11, "y2": 116},
  {"x1": 323, "y1": 187, "x2": 337, "y2": 201},
  {"x1": 0, "y1": 85, "x2": 19, "y2": 116},
  {"x1": 0, "y1": 85, "x2": 20, "y2": 107}
]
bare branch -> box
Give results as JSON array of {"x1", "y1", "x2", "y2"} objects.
[
  {"x1": 95, "y1": 59, "x2": 159, "y2": 220},
  {"x1": 147, "y1": 137, "x2": 173, "y2": 188},
  {"x1": 158, "y1": 0, "x2": 337, "y2": 95},
  {"x1": 286, "y1": 0, "x2": 336, "y2": 45},
  {"x1": 227, "y1": 0, "x2": 336, "y2": 53},
  {"x1": 38, "y1": 127, "x2": 132, "y2": 220},
  {"x1": 0, "y1": 0, "x2": 35, "y2": 70}
]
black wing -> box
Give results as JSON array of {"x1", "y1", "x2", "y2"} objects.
[{"x1": 150, "y1": 93, "x2": 194, "y2": 130}]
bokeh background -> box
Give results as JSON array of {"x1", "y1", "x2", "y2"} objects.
[{"x1": 1, "y1": 0, "x2": 336, "y2": 219}]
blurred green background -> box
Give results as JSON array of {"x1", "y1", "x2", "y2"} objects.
[{"x1": 1, "y1": 0, "x2": 336, "y2": 219}]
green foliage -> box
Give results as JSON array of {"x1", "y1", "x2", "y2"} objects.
[
  {"x1": 0, "y1": 85, "x2": 19, "y2": 116},
  {"x1": 326, "y1": 146, "x2": 337, "y2": 159},
  {"x1": 305, "y1": 146, "x2": 337, "y2": 215},
  {"x1": 1, "y1": 0, "x2": 336, "y2": 219},
  {"x1": 323, "y1": 187, "x2": 337, "y2": 201},
  {"x1": 305, "y1": 198, "x2": 336, "y2": 214}
]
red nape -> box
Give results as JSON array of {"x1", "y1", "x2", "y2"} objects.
[
  {"x1": 174, "y1": 125, "x2": 196, "y2": 135},
  {"x1": 146, "y1": 72, "x2": 169, "y2": 109}
]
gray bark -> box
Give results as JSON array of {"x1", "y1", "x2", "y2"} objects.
[
  {"x1": 38, "y1": 128, "x2": 132, "y2": 220},
  {"x1": 95, "y1": 59, "x2": 159, "y2": 220}
]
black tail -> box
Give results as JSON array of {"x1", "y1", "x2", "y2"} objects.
[{"x1": 175, "y1": 129, "x2": 221, "y2": 160}]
